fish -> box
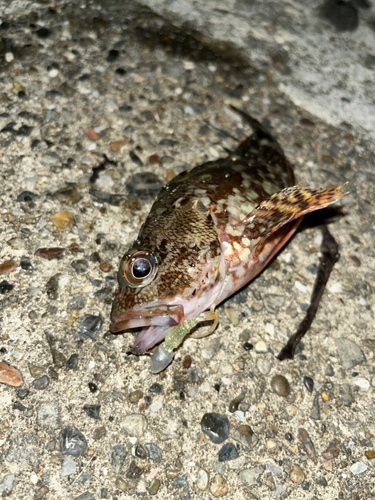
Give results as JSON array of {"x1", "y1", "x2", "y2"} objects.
[{"x1": 110, "y1": 107, "x2": 345, "y2": 373}]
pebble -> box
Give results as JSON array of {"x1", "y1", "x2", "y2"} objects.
[
  {"x1": 83, "y1": 404, "x2": 101, "y2": 420},
  {"x1": 271, "y1": 375, "x2": 290, "y2": 396},
  {"x1": 74, "y1": 493, "x2": 95, "y2": 500},
  {"x1": 325, "y1": 364, "x2": 334, "y2": 376},
  {"x1": 297, "y1": 428, "x2": 317, "y2": 462},
  {"x1": 61, "y1": 456, "x2": 77, "y2": 477},
  {"x1": 50, "y1": 211, "x2": 74, "y2": 229},
  {"x1": 78, "y1": 314, "x2": 103, "y2": 339},
  {"x1": 334, "y1": 337, "x2": 365, "y2": 369},
  {"x1": 121, "y1": 414, "x2": 147, "y2": 437},
  {"x1": 72, "y1": 259, "x2": 89, "y2": 273},
  {"x1": 310, "y1": 393, "x2": 321, "y2": 420},
  {"x1": 127, "y1": 460, "x2": 143, "y2": 479},
  {"x1": 128, "y1": 390, "x2": 143, "y2": 403},
  {"x1": 210, "y1": 474, "x2": 228, "y2": 497},
  {"x1": 145, "y1": 443, "x2": 162, "y2": 463},
  {"x1": 125, "y1": 172, "x2": 164, "y2": 200},
  {"x1": 322, "y1": 439, "x2": 340, "y2": 459},
  {"x1": 350, "y1": 461, "x2": 367, "y2": 475},
  {"x1": 93, "y1": 426, "x2": 106, "y2": 440},
  {"x1": 355, "y1": 377, "x2": 370, "y2": 389},
  {"x1": 46, "y1": 275, "x2": 60, "y2": 300},
  {"x1": 53, "y1": 186, "x2": 82, "y2": 203},
  {"x1": 218, "y1": 442, "x2": 239, "y2": 462},
  {"x1": 315, "y1": 476, "x2": 328, "y2": 487},
  {"x1": 135, "y1": 444, "x2": 148, "y2": 459},
  {"x1": 365, "y1": 450, "x2": 375, "y2": 459},
  {"x1": 115, "y1": 476, "x2": 127, "y2": 491},
  {"x1": 256, "y1": 357, "x2": 271, "y2": 375},
  {"x1": 239, "y1": 466, "x2": 263, "y2": 486},
  {"x1": 67, "y1": 354, "x2": 79, "y2": 370},
  {"x1": 109, "y1": 444, "x2": 128, "y2": 474},
  {"x1": 197, "y1": 469, "x2": 209, "y2": 490},
  {"x1": 0, "y1": 361, "x2": 23, "y2": 387},
  {"x1": 32, "y1": 375, "x2": 50, "y2": 390},
  {"x1": 36, "y1": 402, "x2": 61, "y2": 430},
  {"x1": 88, "y1": 382, "x2": 97, "y2": 393},
  {"x1": 303, "y1": 375, "x2": 314, "y2": 393},
  {"x1": 255, "y1": 340, "x2": 268, "y2": 353},
  {"x1": 266, "y1": 462, "x2": 282, "y2": 475},
  {"x1": 147, "y1": 478, "x2": 161, "y2": 495},
  {"x1": 201, "y1": 412, "x2": 230, "y2": 444},
  {"x1": 0, "y1": 474, "x2": 15, "y2": 496},
  {"x1": 51, "y1": 348, "x2": 66, "y2": 368},
  {"x1": 149, "y1": 382, "x2": 163, "y2": 394},
  {"x1": 339, "y1": 384, "x2": 354, "y2": 406},
  {"x1": 183, "y1": 355, "x2": 192, "y2": 368},
  {"x1": 0, "y1": 280, "x2": 14, "y2": 294},
  {"x1": 229, "y1": 392, "x2": 245, "y2": 412},
  {"x1": 150, "y1": 401, "x2": 163, "y2": 413},
  {"x1": 34, "y1": 247, "x2": 65, "y2": 260},
  {"x1": 263, "y1": 294, "x2": 284, "y2": 314},
  {"x1": 0, "y1": 260, "x2": 17, "y2": 275},
  {"x1": 59, "y1": 426, "x2": 87, "y2": 456},
  {"x1": 20, "y1": 257, "x2": 33, "y2": 271},
  {"x1": 290, "y1": 465, "x2": 305, "y2": 484},
  {"x1": 233, "y1": 425, "x2": 255, "y2": 448}
]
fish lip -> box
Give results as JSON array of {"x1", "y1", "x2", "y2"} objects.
[{"x1": 110, "y1": 304, "x2": 184, "y2": 333}]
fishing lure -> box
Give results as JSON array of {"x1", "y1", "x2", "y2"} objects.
[{"x1": 110, "y1": 107, "x2": 345, "y2": 372}]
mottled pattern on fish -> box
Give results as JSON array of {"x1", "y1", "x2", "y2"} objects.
[{"x1": 111, "y1": 108, "x2": 345, "y2": 357}]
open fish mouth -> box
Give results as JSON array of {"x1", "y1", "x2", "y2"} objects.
[{"x1": 110, "y1": 304, "x2": 184, "y2": 334}]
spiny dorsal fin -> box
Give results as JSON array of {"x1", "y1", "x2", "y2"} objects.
[{"x1": 237, "y1": 184, "x2": 347, "y2": 261}]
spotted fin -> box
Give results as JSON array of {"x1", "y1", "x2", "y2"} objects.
[{"x1": 238, "y1": 184, "x2": 346, "y2": 262}]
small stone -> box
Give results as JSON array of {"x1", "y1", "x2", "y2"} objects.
[
  {"x1": 326, "y1": 364, "x2": 334, "y2": 376},
  {"x1": 121, "y1": 413, "x2": 147, "y2": 437},
  {"x1": 334, "y1": 338, "x2": 365, "y2": 369},
  {"x1": 127, "y1": 460, "x2": 143, "y2": 479},
  {"x1": 61, "y1": 456, "x2": 77, "y2": 477},
  {"x1": 218, "y1": 442, "x2": 239, "y2": 462},
  {"x1": 183, "y1": 355, "x2": 192, "y2": 368},
  {"x1": 51, "y1": 348, "x2": 66, "y2": 368},
  {"x1": 303, "y1": 375, "x2": 314, "y2": 393},
  {"x1": 74, "y1": 493, "x2": 95, "y2": 500},
  {"x1": 93, "y1": 426, "x2": 106, "y2": 440},
  {"x1": 266, "y1": 462, "x2": 282, "y2": 475},
  {"x1": 255, "y1": 340, "x2": 268, "y2": 353},
  {"x1": 233, "y1": 424, "x2": 255, "y2": 449},
  {"x1": 149, "y1": 382, "x2": 163, "y2": 393},
  {"x1": 263, "y1": 294, "x2": 284, "y2": 313},
  {"x1": 35, "y1": 248, "x2": 65, "y2": 260},
  {"x1": 256, "y1": 357, "x2": 271, "y2": 375},
  {"x1": 32, "y1": 375, "x2": 50, "y2": 390},
  {"x1": 72, "y1": 259, "x2": 89, "y2": 273},
  {"x1": 210, "y1": 474, "x2": 228, "y2": 497},
  {"x1": 166, "y1": 469, "x2": 180, "y2": 479},
  {"x1": 271, "y1": 375, "x2": 290, "y2": 396},
  {"x1": 355, "y1": 377, "x2": 370, "y2": 389},
  {"x1": 67, "y1": 354, "x2": 79, "y2": 370},
  {"x1": 147, "y1": 478, "x2": 161, "y2": 495},
  {"x1": 83, "y1": 404, "x2": 101, "y2": 420},
  {"x1": 128, "y1": 390, "x2": 143, "y2": 403},
  {"x1": 339, "y1": 384, "x2": 354, "y2": 406},
  {"x1": 53, "y1": 186, "x2": 81, "y2": 203},
  {"x1": 298, "y1": 428, "x2": 317, "y2": 462},
  {"x1": 0, "y1": 260, "x2": 17, "y2": 275},
  {"x1": 365, "y1": 450, "x2": 375, "y2": 459},
  {"x1": 46, "y1": 275, "x2": 60, "y2": 300},
  {"x1": 50, "y1": 211, "x2": 74, "y2": 229},
  {"x1": 37, "y1": 402, "x2": 61, "y2": 430},
  {"x1": 17, "y1": 190, "x2": 39, "y2": 202},
  {"x1": 0, "y1": 475, "x2": 15, "y2": 496},
  {"x1": 135, "y1": 444, "x2": 148, "y2": 459},
  {"x1": 290, "y1": 465, "x2": 305, "y2": 484},
  {"x1": 201, "y1": 412, "x2": 230, "y2": 444},
  {"x1": 145, "y1": 443, "x2": 162, "y2": 463},
  {"x1": 109, "y1": 444, "x2": 127, "y2": 474},
  {"x1": 59, "y1": 426, "x2": 87, "y2": 456},
  {"x1": 239, "y1": 466, "x2": 264, "y2": 486},
  {"x1": 78, "y1": 314, "x2": 103, "y2": 339},
  {"x1": 0, "y1": 361, "x2": 23, "y2": 387},
  {"x1": 197, "y1": 469, "x2": 209, "y2": 490},
  {"x1": 20, "y1": 256, "x2": 33, "y2": 271},
  {"x1": 322, "y1": 439, "x2": 340, "y2": 459},
  {"x1": 350, "y1": 461, "x2": 367, "y2": 475},
  {"x1": 115, "y1": 476, "x2": 127, "y2": 491},
  {"x1": 229, "y1": 392, "x2": 245, "y2": 412},
  {"x1": 310, "y1": 394, "x2": 321, "y2": 420},
  {"x1": 85, "y1": 129, "x2": 99, "y2": 140},
  {"x1": 100, "y1": 262, "x2": 111, "y2": 272},
  {"x1": 0, "y1": 280, "x2": 14, "y2": 294},
  {"x1": 34, "y1": 484, "x2": 49, "y2": 499},
  {"x1": 88, "y1": 382, "x2": 97, "y2": 393}
]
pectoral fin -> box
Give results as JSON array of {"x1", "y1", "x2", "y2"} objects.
[{"x1": 238, "y1": 184, "x2": 347, "y2": 262}]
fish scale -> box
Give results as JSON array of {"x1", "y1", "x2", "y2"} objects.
[{"x1": 110, "y1": 107, "x2": 345, "y2": 372}]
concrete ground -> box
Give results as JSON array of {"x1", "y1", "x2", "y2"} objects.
[{"x1": 0, "y1": 1, "x2": 374, "y2": 499}]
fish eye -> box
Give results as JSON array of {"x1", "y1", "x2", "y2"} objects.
[{"x1": 121, "y1": 250, "x2": 158, "y2": 288}]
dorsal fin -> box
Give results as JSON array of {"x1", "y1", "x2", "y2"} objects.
[{"x1": 237, "y1": 184, "x2": 347, "y2": 262}]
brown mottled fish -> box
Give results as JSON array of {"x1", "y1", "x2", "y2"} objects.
[{"x1": 111, "y1": 107, "x2": 345, "y2": 372}]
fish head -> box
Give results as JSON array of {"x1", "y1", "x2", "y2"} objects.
[{"x1": 110, "y1": 199, "x2": 224, "y2": 352}]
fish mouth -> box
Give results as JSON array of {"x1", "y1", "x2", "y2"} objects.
[{"x1": 110, "y1": 304, "x2": 184, "y2": 334}]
